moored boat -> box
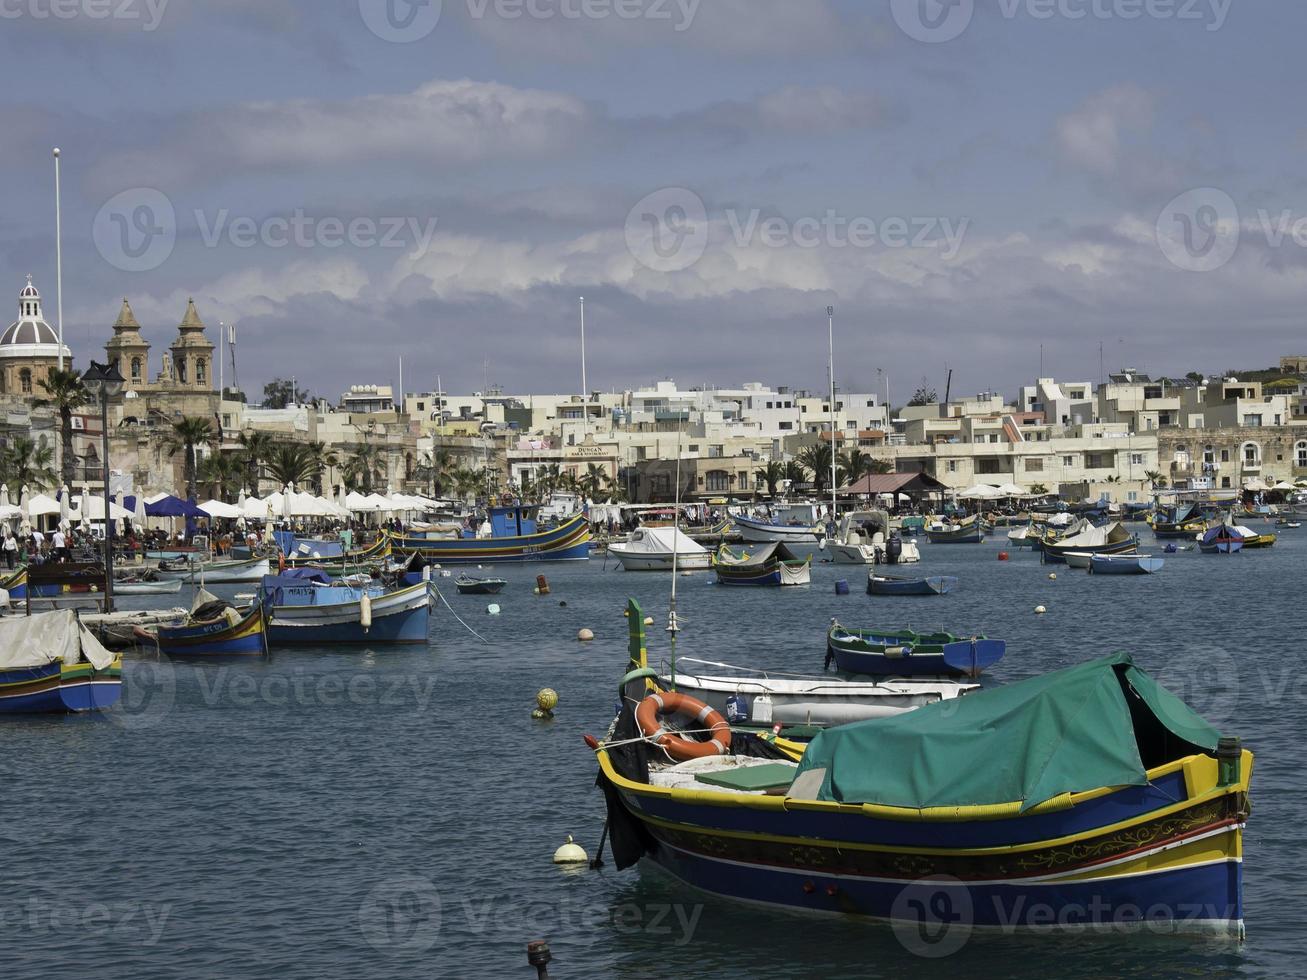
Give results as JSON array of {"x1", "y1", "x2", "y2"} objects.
[
  {"x1": 155, "y1": 592, "x2": 269, "y2": 657},
  {"x1": 826, "y1": 623, "x2": 1004, "y2": 677},
  {"x1": 154, "y1": 556, "x2": 271, "y2": 583},
  {"x1": 733, "y1": 511, "x2": 826, "y2": 546},
  {"x1": 0, "y1": 610, "x2": 123, "y2": 714},
  {"x1": 260, "y1": 569, "x2": 431, "y2": 645},
  {"x1": 1089, "y1": 553, "x2": 1165, "y2": 575},
  {"x1": 607, "y1": 527, "x2": 712, "y2": 571},
  {"x1": 1063, "y1": 551, "x2": 1094, "y2": 569},
  {"x1": 867, "y1": 572, "x2": 957, "y2": 596},
  {"x1": 388, "y1": 507, "x2": 590, "y2": 563},
  {"x1": 924, "y1": 515, "x2": 984, "y2": 544},
  {"x1": 1041, "y1": 521, "x2": 1137, "y2": 564},
  {"x1": 713, "y1": 542, "x2": 811, "y2": 586},
  {"x1": 454, "y1": 574, "x2": 506, "y2": 595},
  {"x1": 1199, "y1": 522, "x2": 1246, "y2": 554},
  {"x1": 826, "y1": 511, "x2": 920, "y2": 565}
]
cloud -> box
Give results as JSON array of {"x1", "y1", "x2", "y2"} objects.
[{"x1": 1054, "y1": 83, "x2": 1156, "y2": 177}]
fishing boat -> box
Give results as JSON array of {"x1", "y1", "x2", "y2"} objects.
[
  {"x1": 454, "y1": 574, "x2": 506, "y2": 595},
  {"x1": 154, "y1": 555, "x2": 271, "y2": 583},
  {"x1": 826, "y1": 624, "x2": 1004, "y2": 677},
  {"x1": 1041, "y1": 521, "x2": 1137, "y2": 564},
  {"x1": 114, "y1": 577, "x2": 184, "y2": 595},
  {"x1": 867, "y1": 572, "x2": 957, "y2": 596},
  {"x1": 1089, "y1": 553, "x2": 1165, "y2": 575},
  {"x1": 607, "y1": 527, "x2": 712, "y2": 572},
  {"x1": 1238, "y1": 529, "x2": 1277, "y2": 549},
  {"x1": 924, "y1": 515, "x2": 985, "y2": 544},
  {"x1": 1199, "y1": 522, "x2": 1246, "y2": 555},
  {"x1": 1275, "y1": 518, "x2": 1301, "y2": 529},
  {"x1": 155, "y1": 591, "x2": 269, "y2": 657},
  {"x1": 591, "y1": 648, "x2": 1253, "y2": 936},
  {"x1": 733, "y1": 507, "x2": 827, "y2": 546},
  {"x1": 826, "y1": 511, "x2": 920, "y2": 565},
  {"x1": 712, "y1": 543, "x2": 811, "y2": 586},
  {"x1": 260, "y1": 569, "x2": 432, "y2": 645},
  {"x1": 282, "y1": 534, "x2": 391, "y2": 574},
  {"x1": 1150, "y1": 503, "x2": 1208, "y2": 539},
  {"x1": 1063, "y1": 551, "x2": 1094, "y2": 570},
  {"x1": 388, "y1": 506, "x2": 590, "y2": 563},
  {"x1": 0, "y1": 610, "x2": 123, "y2": 714}
]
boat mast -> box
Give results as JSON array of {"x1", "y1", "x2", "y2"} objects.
[
  {"x1": 828, "y1": 305, "x2": 837, "y2": 528},
  {"x1": 668, "y1": 429, "x2": 682, "y2": 690}
]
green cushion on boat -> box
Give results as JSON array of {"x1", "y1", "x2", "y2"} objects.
[{"x1": 694, "y1": 763, "x2": 797, "y2": 792}]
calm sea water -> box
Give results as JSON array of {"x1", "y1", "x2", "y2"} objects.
[{"x1": 3, "y1": 528, "x2": 1302, "y2": 979}]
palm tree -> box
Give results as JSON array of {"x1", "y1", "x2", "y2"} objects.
[
  {"x1": 238, "y1": 430, "x2": 275, "y2": 495},
  {"x1": 34, "y1": 368, "x2": 88, "y2": 488},
  {"x1": 783, "y1": 460, "x2": 806, "y2": 488},
  {"x1": 1144, "y1": 470, "x2": 1167, "y2": 489},
  {"x1": 797, "y1": 443, "x2": 834, "y2": 495},
  {"x1": 836, "y1": 449, "x2": 874, "y2": 489},
  {"x1": 265, "y1": 443, "x2": 318, "y2": 488},
  {"x1": 756, "y1": 459, "x2": 786, "y2": 498},
  {"x1": 600, "y1": 472, "x2": 627, "y2": 503},
  {"x1": 198, "y1": 451, "x2": 245, "y2": 502},
  {"x1": 344, "y1": 443, "x2": 384, "y2": 492},
  {"x1": 163, "y1": 417, "x2": 215, "y2": 501},
  {"x1": 304, "y1": 441, "x2": 338, "y2": 495},
  {"x1": 579, "y1": 463, "x2": 606, "y2": 500},
  {"x1": 869, "y1": 457, "x2": 895, "y2": 475},
  {"x1": 1028, "y1": 483, "x2": 1050, "y2": 496},
  {"x1": 1, "y1": 436, "x2": 57, "y2": 491}
]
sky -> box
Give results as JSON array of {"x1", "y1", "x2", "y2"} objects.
[{"x1": 1, "y1": 0, "x2": 1304, "y2": 406}]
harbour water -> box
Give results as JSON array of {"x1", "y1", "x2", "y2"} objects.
[{"x1": 4, "y1": 534, "x2": 1303, "y2": 978}]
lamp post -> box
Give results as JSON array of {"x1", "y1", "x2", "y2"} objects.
[{"x1": 81, "y1": 360, "x2": 124, "y2": 614}]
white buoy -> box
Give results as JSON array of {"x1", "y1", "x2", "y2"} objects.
[
  {"x1": 1048, "y1": 572, "x2": 1057, "y2": 581},
  {"x1": 553, "y1": 835, "x2": 588, "y2": 864},
  {"x1": 1035, "y1": 605, "x2": 1047, "y2": 615},
  {"x1": 359, "y1": 592, "x2": 372, "y2": 629},
  {"x1": 577, "y1": 628, "x2": 594, "y2": 642},
  {"x1": 487, "y1": 603, "x2": 501, "y2": 615},
  {"x1": 643, "y1": 616, "x2": 654, "y2": 626}
]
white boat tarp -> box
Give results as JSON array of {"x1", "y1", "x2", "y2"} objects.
[
  {"x1": 0, "y1": 609, "x2": 115, "y2": 670},
  {"x1": 616, "y1": 526, "x2": 708, "y2": 557},
  {"x1": 1054, "y1": 521, "x2": 1128, "y2": 549}
]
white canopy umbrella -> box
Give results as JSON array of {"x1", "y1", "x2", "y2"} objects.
[
  {"x1": 1243, "y1": 478, "x2": 1271, "y2": 492},
  {"x1": 237, "y1": 488, "x2": 247, "y2": 509},
  {"x1": 133, "y1": 492, "x2": 147, "y2": 530},
  {"x1": 59, "y1": 486, "x2": 71, "y2": 526},
  {"x1": 1271, "y1": 481, "x2": 1296, "y2": 492},
  {"x1": 346, "y1": 491, "x2": 378, "y2": 512},
  {"x1": 0, "y1": 484, "x2": 9, "y2": 508},
  {"x1": 145, "y1": 491, "x2": 171, "y2": 505},
  {"x1": 281, "y1": 485, "x2": 294, "y2": 520},
  {"x1": 199, "y1": 499, "x2": 242, "y2": 519},
  {"x1": 364, "y1": 492, "x2": 392, "y2": 512},
  {"x1": 82, "y1": 497, "x2": 133, "y2": 521},
  {"x1": 77, "y1": 488, "x2": 90, "y2": 527},
  {"x1": 994, "y1": 482, "x2": 1028, "y2": 497},
  {"x1": 0, "y1": 503, "x2": 21, "y2": 521},
  {"x1": 27, "y1": 494, "x2": 62, "y2": 518},
  {"x1": 958, "y1": 484, "x2": 1004, "y2": 500}
]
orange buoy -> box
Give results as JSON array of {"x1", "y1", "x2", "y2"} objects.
[
  {"x1": 997, "y1": 551, "x2": 1010, "y2": 561},
  {"x1": 536, "y1": 574, "x2": 551, "y2": 595}
]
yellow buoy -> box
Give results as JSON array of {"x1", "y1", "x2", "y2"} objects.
[
  {"x1": 553, "y1": 835, "x2": 588, "y2": 864},
  {"x1": 577, "y1": 628, "x2": 594, "y2": 642},
  {"x1": 533, "y1": 688, "x2": 558, "y2": 719}
]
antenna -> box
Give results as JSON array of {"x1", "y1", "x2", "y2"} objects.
[{"x1": 228, "y1": 322, "x2": 240, "y2": 394}]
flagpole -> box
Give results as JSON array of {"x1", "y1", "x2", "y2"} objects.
[
  {"x1": 579, "y1": 296, "x2": 587, "y2": 435},
  {"x1": 53, "y1": 147, "x2": 64, "y2": 371},
  {"x1": 828, "y1": 305, "x2": 837, "y2": 526}
]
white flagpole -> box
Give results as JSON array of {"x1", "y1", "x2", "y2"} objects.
[
  {"x1": 53, "y1": 147, "x2": 64, "y2": 371},
  {"x1": 828, "y1": 305, "x2": 837, "y2": 524}
]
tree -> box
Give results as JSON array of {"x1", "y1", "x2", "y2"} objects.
[
  {"x1": 198, "y1": 451, "x2": 245, "y2": 502},
  {"x1": 238, "y1": 430, "x2": 275, "y2": 494},
  {"x1": 344, "y1": 443, "x2": 385, "y2": 493},
  {"x1": 1144, "y1": 470, "x2": 1166, "y2": 488},
  {"x1": 907, "y1": 378, "x2": 938, "y2": 406},
  {"x1": 34, "y1": 368, "x2": 88, "y2": 489},
  {"x1": 756, "y1": 459, "x2": 786, "y2": 498},
  {"x1": 262, "y1": 378, "x2": 310, "y2": 410},
  {"x1": 836, "y1": 449, "x2": 874, "y2": 488},
  {"x1": 783, "y1": 460, "x2": 806, "y2": 488},
  {"x1": 869, "y1": 457, "x2": 895, "y2": 475},
  {"x1": 265, "y1": 443, "x2": 318, "y2": 488},
  {"x1": 164, "y1": 417, "x2": 215, "y2": 501},
  {"x1": 1, "y1": 436, "x2": 57, "y2": 491},
  {"x1": 797, "y1": 443, "x2": 834, "y2": 495},
  {"x1": 578, "y1": 463, "x2": 606, "y2": 501},
  {"x1": 1028, "y1": 483, "x2": 1050, "y2": 496},
  {"x1": 600, "y1": 472, "x2": 627, "y2": 503},
  {"x1": 305, "y1": 441, "x2": 338, "y2": 495}
]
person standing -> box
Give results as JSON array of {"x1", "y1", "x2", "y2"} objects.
[
  {"x1": 2, "y1": 531, "x2": 15, "y2": 570},
  {"x1": 51, "y1": 527, "x2": 68, "y2": 563}
]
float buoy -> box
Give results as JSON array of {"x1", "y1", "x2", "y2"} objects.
[
  {"x1": 487, "y1": 603, "x2": 501, "y2": 615},
  {"x1": 1048, "y1": 573, "x2": 1057, "y2": 580},
  {"x1": 1035, "y1": 605, "x2": 1047, "y2": 615},
  {"x1": 532, "y1": 688, "x2": 558, "y2": 720},
  {"x1": 577, "y1": 628, "x2": 594, "y2": 642},
  {"x1": 553, "y1": 835, "x2": 588, "y2": 864},
  {"x1": 359, "y1": 592, "x2": 372, "y2": 630},
  {"x1": 997, "y1": 552, "x2": 1009, "y2": 561},
  {"x1": 536, "y1": 575, "x2": 551, "y2": 595},
  {"x1": 643, "y1": 616, "x2": 654, "y2": 626}
]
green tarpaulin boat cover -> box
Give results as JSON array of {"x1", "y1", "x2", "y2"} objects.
[{"x1": 794, "y1": 652, "x2": 1220, "y2": 811}]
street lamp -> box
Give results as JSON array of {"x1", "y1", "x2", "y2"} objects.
[{"x1": 81, "y1": 360, "x2": 124, "y2": 614}]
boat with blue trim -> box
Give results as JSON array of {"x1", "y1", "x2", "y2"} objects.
[
  {"x1": 591, "y1": 644, "x2": 1252, "y2": 937},
  {"x1": 867, "y1": 572, "x2": 957, "y2": 596},
  {"x1": 259, "y1": 569, "x2": 431, "y2": 645},
  {"x1": 1089, "y1": 553, "x2": 1165, "y2": 575},
  {"x1": 826, "y1": 624, "x2": 1004, "y2": 677},
  {"x1": 387, "y1": 505, "x2": 590, "y2": 564},
  {"x1": 712, "y1": 542, "x2": 811, "y2": 586},
  {"x1": 0, "y1": 610, "x2": 123, "y2": 714},
  {"x1": 156, "y1": 592, "x2": 269, "y2": 657}
]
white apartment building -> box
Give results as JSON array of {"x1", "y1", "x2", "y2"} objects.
[{"x1": 1019, "y1": 378, "x2": 1095, "y2": 427}]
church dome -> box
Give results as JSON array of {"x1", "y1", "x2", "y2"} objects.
[{"x1": 1, "y1": 276, "x2": 73, "y2": 362}]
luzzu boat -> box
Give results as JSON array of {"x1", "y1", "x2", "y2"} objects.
[
  {"x1": 0, "y1": 610, "x2": 123, "y2": 714},
  {"x1": 826, "y1": 623, "x2": 1004, "y2": 677},
  {"x1": 1041, "y1": 521, "x2": 1137, "y2": 564},
  {"x1": 154, "y1": 555, "x2": 271, "y2": 583},
  {"x1": 388, "y1": 506, "x2": 590, "y2": 564},
  {"x1": 867, "y1": 573, "x2": 957, "y2": 596},
  {"x1": 282, "y1": 534, "x2": 391, "y2": 574},
  {"x1": 156, "y1": 592, "x2": 269, "y2": 657},
  {"x1": 592, "y1": 646, "x2": 1253, "y2": 937},
  {"x1": 259, "y1": 569, "x2": 431, "y2": 645},
  {"x1": 712, "y1": 542, "x2": 811, "y2": 586},
  {"x1": 924, "y1": 515, "x2": 985, "y2": 544}
]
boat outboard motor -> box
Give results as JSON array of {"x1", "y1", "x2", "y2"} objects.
[{"x1": 886, "y1": 533, "x2": 903, "y2": 565}]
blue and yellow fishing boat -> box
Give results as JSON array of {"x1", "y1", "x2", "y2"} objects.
[
  {"x1": 712, "y1": 542, "x2": 811, "y2": 586},
  {"x1": 0, "y1": 610, "x2": 123, "y2": 714},
  {"x1": 388, "y1": 506, "x2": 590, "y2": 564},
  {"x1": 592, "y1": 603, "x2": 1251, "y2": 936},
  {"x1": 156, "y1": 598, "x2": 269, "y2": 657}
]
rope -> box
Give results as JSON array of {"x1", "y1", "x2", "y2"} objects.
[{"x1": 430, "y1": 583, "x2": 488, "y2": 644}]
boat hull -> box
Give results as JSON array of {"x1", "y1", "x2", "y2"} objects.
[
  {"x1": 734, "y1": 515, "x2": 825, "y2": 545},
  {"x1": 0, "y1": 659, "x2": 123, "y2": 714},
  {"x1": 154, "y1": 558, "x2": 271, "y2": 583},
  {"x1": 266, "y1": 583, "x2": 431, "y2": 645},
  {"x1": 388, "y1": 514, "x2": 591, "y2": 564},
  {"x1": 715, "y1": 561, "x2": 811, "y2": 587},
  {"x1": 1089, "y1": 555, "x2": 1165, "y2": 575},
  {"x1": 157, "y1": 604, "x2": 268, "y2": 657},
  {"x1": 867, "y1": 575, "x2": 957, "y2": 596},
  {"x1": 609, "y1": 550, "x2": 713, "y2": 572}
]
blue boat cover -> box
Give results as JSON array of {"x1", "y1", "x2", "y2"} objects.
[
  {"x1": 261, "y1": 569, "x2": 332, "y2": 589},
  {"x1": 793, "y1": 652, "x2": 1220, "y2": 811}
]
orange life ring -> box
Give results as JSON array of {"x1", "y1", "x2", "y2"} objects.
[{"x1": 635, "y1": 691, "x2": 732, "y2": 761}]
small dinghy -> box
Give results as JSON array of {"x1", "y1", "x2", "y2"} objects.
[
  {"x1": 1088, "y1": 553, "x2": 1165, "y2": 575},
  {"x1": 454, "y1": 574, "x2": 506, "y2": 595},
  {"x1": 866, "y1": 572, "x2": 957, "y2": 596},
  {"x1": 826, "y1": 623, "x2": 1005, "y2": 677}
]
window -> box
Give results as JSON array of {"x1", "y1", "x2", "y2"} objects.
[
  {"x1": 1243, "y1": 443, "x2": 1260, "y2": 466},
  {"x1": 778, "y1": 422, "x2": 793, "y2": 431},
  {"x1": 196, "y1": 359, "x2": 206, "y2": 384},
  {"x1": 1131, "y1": 453, "x2": 1145, "y2": 466},
  {"x1": 1296, "y1": 441, "x2": 1307, "y2": 467},
  {"x1": 130, "y1": 357, "x2": 141, "y2": 380},
  {"x1": 1220, "y1": 449, "x2": 1229, "y2": 463},
  {"x1": 1025, "y1": 458, "x2": 1044, "y2": 472},
  {"x1": 1062, "y1": 455, "x2": 1074, "y2": 466},
  {"x1": 946, "y1": 460, "x2": 959, "y2": 473},
  {"x1": 687, "y1": 444, "x2": 699, "y2": 453},
  {"x1": 705, "y1": 470, "x2": 731, "y2": 492},
  {"x1": 19, "y1": 369, "x2": 31, "y2": 394},
  {"x1": 177, "y1": 359, "x2": 187, "y2": 384},
  {"x1": 1242, "y1": 414, "x2": 1262, "y2": 427},
  {"x1": 708, "y1": 445, "x2": 724, "y2": 458}
]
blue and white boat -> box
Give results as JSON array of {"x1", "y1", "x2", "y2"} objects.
[
  {"x1": 867, "y1": 573, "x2": 957, "y2": 596},
  {"x1": 259, "y1": 569, "x2": 432, "y2": 645},
  {"x1": 388, "y1": 506, "x2": 590, "y2": 564},
  {"x1": 1089, "y1": 553, "x2": 1165, "y2": 575},
  {"x1": 826, "y1": 624, "x2": 1005, "y2": 677},
  {"x1": 733, "y1": 504, "x2": 826, "y2": 545},
  {"x1": 0, "y1": 610, "x2": 123, "y2": 714}
]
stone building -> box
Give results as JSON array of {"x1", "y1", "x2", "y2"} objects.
[{"x1": 0, "y1": 276, "x2": 72, "y2": 396}]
